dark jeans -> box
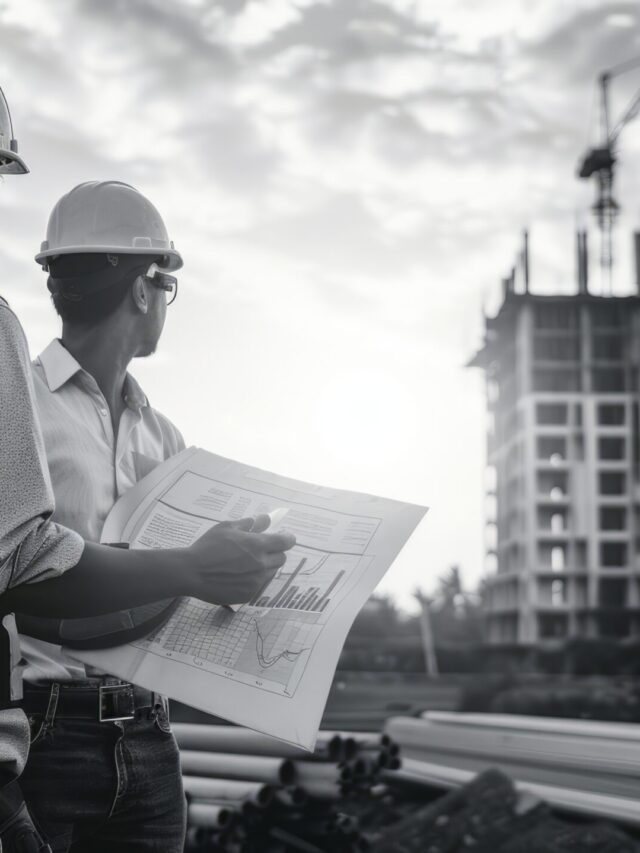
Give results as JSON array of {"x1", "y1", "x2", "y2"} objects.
[{"x1": 19, "y1": 698, "x2": 186, "y2": 852}]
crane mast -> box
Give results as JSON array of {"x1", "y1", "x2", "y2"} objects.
[{"x1": 577, "y1": 57, "x2": 640, "y2": 292}]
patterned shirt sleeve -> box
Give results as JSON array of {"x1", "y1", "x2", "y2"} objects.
[{"x1": 0, "y1": 300, "x2": 84, "y2": 592}]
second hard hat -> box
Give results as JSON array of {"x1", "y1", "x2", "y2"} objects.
[
  {"x1": 35, "y1": 181, "x2": 182, "y2": 271},
  {"x1": 0, "y1": 86, "x2": 28, "y2": 175}
]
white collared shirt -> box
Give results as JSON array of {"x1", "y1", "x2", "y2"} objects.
[
  {"x1": 20, "y1": 338, "x2": 185, "y2": 682},
  {"x1": 32, "y1": 339, "x2": 185, "y2": 542}
]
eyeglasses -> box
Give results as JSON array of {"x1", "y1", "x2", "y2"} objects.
[{"x1": 145, "y1": 270, "x2": 178, "y2": 305}]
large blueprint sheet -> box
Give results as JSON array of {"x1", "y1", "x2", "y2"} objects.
[{"x1": 71, "y1": 448, "x2": 427, "y2": 749}]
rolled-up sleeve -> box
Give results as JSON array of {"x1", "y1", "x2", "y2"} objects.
[{"x1": 0, "y1": 301, "x2": 83, "y2": 592}]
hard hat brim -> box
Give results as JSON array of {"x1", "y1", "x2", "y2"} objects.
[
  {"x1": 35, "y1": 245, "x2": 183, "y2": 272},
  {"x1": 0, "y1": 149, "x2": 29, "y2": 175}
]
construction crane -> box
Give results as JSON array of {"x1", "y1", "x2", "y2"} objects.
[{"x1": 578, "y1": 56, "x2": 640, "y2": 292}]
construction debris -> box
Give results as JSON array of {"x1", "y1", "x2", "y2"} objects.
[{"x1": 368, "y1": 768, "x2": 640, "y2": 853}]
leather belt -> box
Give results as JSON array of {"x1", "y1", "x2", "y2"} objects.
[{"x1": 23, "y1": 682, "x2": 160, "y2": 722}]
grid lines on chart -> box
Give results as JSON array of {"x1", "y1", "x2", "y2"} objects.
[{"x1": 157, "y1": 599, "x2": 248, "y2": 667}]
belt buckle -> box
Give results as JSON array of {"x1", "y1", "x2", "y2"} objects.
[{"x1": 99, "y1": 684, "x2": 135, "y2": 722}]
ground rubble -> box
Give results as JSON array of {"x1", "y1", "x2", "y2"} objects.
[{"x1": 367, "y1": 768, "x2": 640, "y2": 853}]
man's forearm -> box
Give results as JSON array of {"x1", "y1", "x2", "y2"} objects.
[{"x1": 0, "y1": 543, "x2": 188, "y2": 617}]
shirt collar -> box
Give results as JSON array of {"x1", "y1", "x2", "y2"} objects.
[
  {"x1": 37, "y1": 339, "x2": 82, "y2": 392},
  {"x1": 122, "y1": 374, "x2": 149, "y2": 411},
  {"x1": 37, "y1": 339, "x2": 149, "y2": 410}
]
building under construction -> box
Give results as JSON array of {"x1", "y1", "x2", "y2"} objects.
[{"x1": 471, "y1": 236, "x2": 640, "y2": 645}]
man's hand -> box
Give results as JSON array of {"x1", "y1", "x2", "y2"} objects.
[{"x1": 186, "y1": 515, "x2": 296, "y2": 605}]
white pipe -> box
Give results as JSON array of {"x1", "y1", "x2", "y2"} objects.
[
  {"x1": 187, "y1": 802, "x2": 235, "y2": 829},
  {"x1": 180, "y1": 750, "x2": 295, "y2": 785},
  {"x1": 183, "y1": 776, "x2": 274, "y2": 807}
]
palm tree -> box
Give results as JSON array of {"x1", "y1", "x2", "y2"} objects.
[
  {"x1": 413, "y1": 587, "x2": 438, "y2": 677},
  {"x1": 414, "y1": 566, "x2": 482, "y2": 675}
]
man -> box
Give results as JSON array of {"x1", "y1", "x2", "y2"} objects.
[
  {"x1": 0, "y1": 103, "x2": 71, "y2": 846},
  {"x1": 0, "y1": 87, "x2": 43, "y2": 851},
  {"x1": 1, "y1": 287, "x2": 294, "y2": 851},
  {"x1": 1, "y1": 293, "x2": 292, "y2": 852},
  {"x1": 1, "y1": 94, "x2": 294, "y2": 850},
  {"x1": 17, "y1": 180, "x2": 255, "y2": 852}
]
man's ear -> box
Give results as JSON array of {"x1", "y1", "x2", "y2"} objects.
[{"x1": 131, "y1": 276, "x2": 148, "y2": 315}]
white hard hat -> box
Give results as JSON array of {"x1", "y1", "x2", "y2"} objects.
[
  {"x1": 0, "y1": 86, "x2": 28, "y2": 175},
  {"x1": 35, "y1": 181, "x2": 183, "y2": 271}
]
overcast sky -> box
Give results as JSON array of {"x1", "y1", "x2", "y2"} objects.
[{"x1": 2, "y1": 0, "x2": 640, "y2": 609}]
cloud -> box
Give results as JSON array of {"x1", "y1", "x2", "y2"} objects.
[
  {"x1": 249, "y1": 0, "x2": 441, "y2": 64},
  {"x1": 79, "y1": 0, "x2": 237, "y2": 76},
  {"x1": 185, "y1": 110, "x2": 283, "y2": 190},
  {"x1": 523, "y1": 2, "x2": 640, "y2": 85}
]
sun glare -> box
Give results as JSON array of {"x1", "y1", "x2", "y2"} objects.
[{"x1": 312, "y1": 368, "x2": 421, "y2": 471}]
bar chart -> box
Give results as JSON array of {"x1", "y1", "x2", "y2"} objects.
[{"x1": 250, "y1": 549, "x2": 362, "y2": 613}]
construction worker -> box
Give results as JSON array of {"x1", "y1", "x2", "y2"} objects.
[
  {"x1": 0, "y1": 102, "x2": 295, "y2": 850},
  {"x1": 0, "y1": 82, "x2": 52, "y2": 853},
  {"x1": 0, "y1": 289, "x2": 291, "y2": 849},
  {"x1": 16, "y1": 180, "x2": 276, "y2": 852}
]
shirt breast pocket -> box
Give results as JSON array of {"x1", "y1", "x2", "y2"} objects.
[{"x1": 131, "y1": 452, "x2": 163, "y2": 482}]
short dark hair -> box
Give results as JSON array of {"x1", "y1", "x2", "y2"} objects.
[{"x1": 48, "y1": 253, "x2": 159, "y2": 327}]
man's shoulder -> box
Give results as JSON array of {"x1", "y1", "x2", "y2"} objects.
[
  {"x1": 0, "y1": 298, "x2": 30, "y2": 353},
  {"x1": 0, "y1": 296, "x2": 18, "y2": 328},
  {"x1": 146, "y1": 404, "x2": 185, "y2": 453}
]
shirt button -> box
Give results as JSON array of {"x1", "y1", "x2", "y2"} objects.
[{"x1": 100, "y1": 407, "x2": 108, "y2": 416}]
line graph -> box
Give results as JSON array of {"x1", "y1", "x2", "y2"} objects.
[
  {"x1": 253, "y1": 619, "x2": 309, "y2": 669},
  {"x1": 237, "y1": 610, "x2": 320, "y2": 688}
]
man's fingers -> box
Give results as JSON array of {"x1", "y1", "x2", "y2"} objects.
[
  {"x1": 262, "y1": 552, "x2": 289, "y2": 572},
  {"x1": 251, "y1": 514, "x2": 271, "y2": 534},
  {"x1": 253, "y1": 532, "x2": 296, "y2": 552},
  {"x1": 272, "y1": 532, "x2": 296, "y2": 552},
  {"x1": 218, "y1": 517, "x2": 255, "y2": 532}
]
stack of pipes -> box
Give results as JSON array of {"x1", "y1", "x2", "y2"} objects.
[
  {"x1": 175, "y1": 723, "x2": 401, "y2": 852},
  {"x1": 382, "y1": 712, "x2": 640, "y2": 828},
  {"x1": 177, "y1": 716, "x2": 640, "y2": 849}
]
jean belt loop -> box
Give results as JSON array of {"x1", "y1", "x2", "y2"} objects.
[{"x1": 44, "y1": 683, "x2": 60, "y2": 729}]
